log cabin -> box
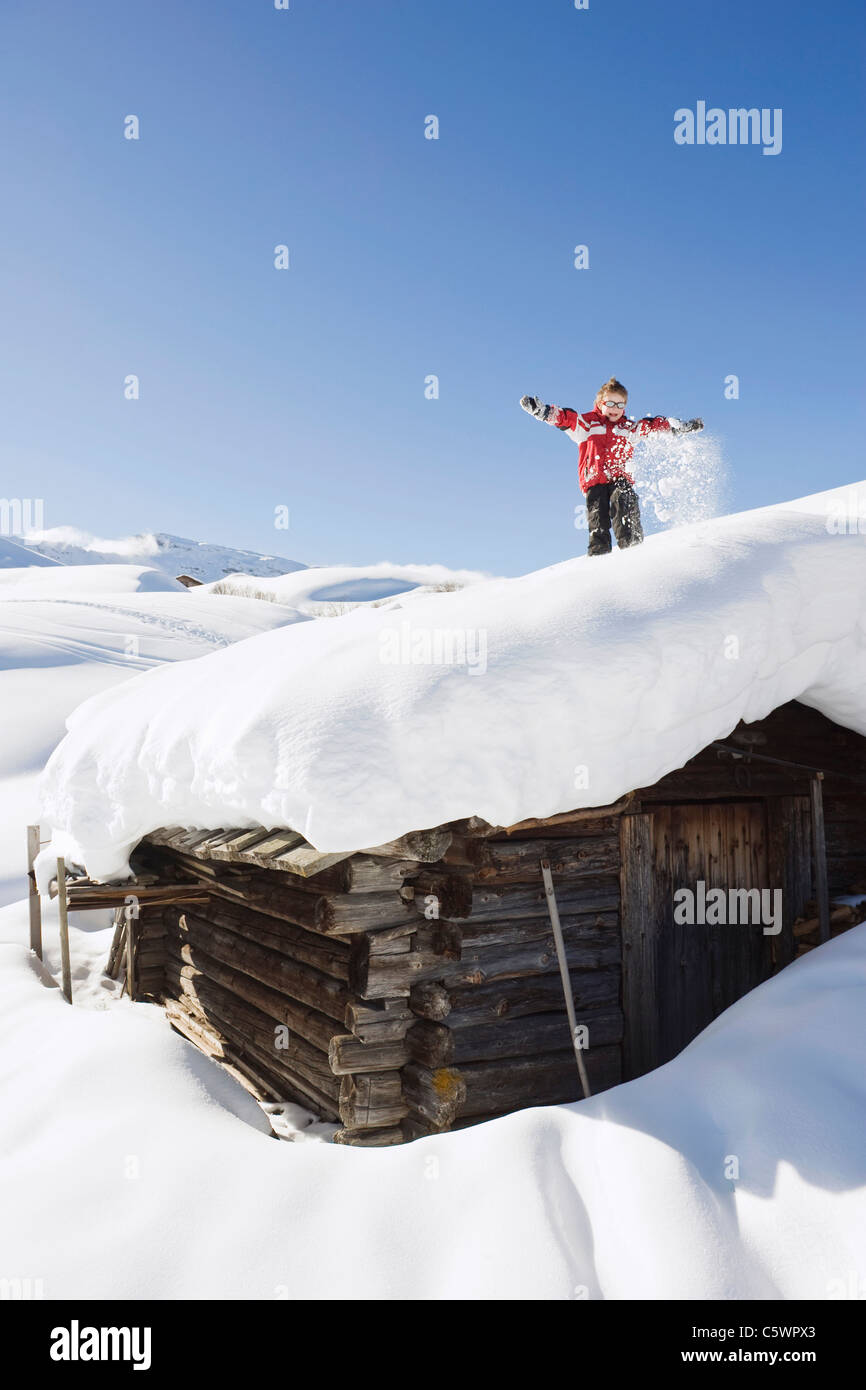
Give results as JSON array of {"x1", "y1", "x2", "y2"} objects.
[{"x1": 97, "y1": 698, "x2": 866, "y2": 1146}]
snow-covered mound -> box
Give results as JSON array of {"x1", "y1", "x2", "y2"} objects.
[
  {"x1": 203, "y1": 561, "x2": 495, "y2": 614},
  {"x1": 15, "y1": 526, "x2": 307, "y2": 583},
  {"x1": 38, "y1": 483, "x2": 866, "y2": 881},
  {"x1": 1, "y1": 893, "x2": 864, "y2": 1297},
  {"x1": 0, "y1": 563, "x2": 184, "y2": 596}
]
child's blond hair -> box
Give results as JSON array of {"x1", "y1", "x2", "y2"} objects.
[{"x1": 595, "y1": 377, "x2": 628, "y2": 405}]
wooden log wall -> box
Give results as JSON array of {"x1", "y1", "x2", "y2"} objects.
[
  {"x1": 126, "y1": 818, "x2": 625, "y2": 1145},
  {"x1": 130, "y1": 842, "x2": 422, "y2": 1144},
  {"x1": 398, "y1": 813, "x2": 624, "y2": 1137}
]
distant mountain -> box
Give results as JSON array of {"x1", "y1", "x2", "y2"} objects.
[{"x1": 5, "y1": 527, "x2": 307, "y2": 583}]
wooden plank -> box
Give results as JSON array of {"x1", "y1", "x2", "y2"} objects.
[
  {"x1": 27, "y1": 825, "x2": 43, "y2": 959},
  {"x1": 810, "y1": 775, "x2": 831, "y2": 944},
  {"x1": 270, "y1": 846, "x2": 355, "y2": 878},
  {"x1": 56, "y1": 858, "x2": 72, "y2": 1004},
  {"x1": 500, "y1": 798, "x2": 635, "y2": 835},
  {"x1": 619, "y1": 813, "x2": 658, "y2": 1080}
]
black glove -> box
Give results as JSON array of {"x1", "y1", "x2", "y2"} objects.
[
  {"x1": 670, "y1": 417, "x2": 703, "y2": 434},
  {"x1": 520, "y1": 395, "x2": 551, "y2": 420}
]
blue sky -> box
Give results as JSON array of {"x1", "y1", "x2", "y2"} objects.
[{"x1": 1, "y1": 0, "x2": 863, "y2": 574}]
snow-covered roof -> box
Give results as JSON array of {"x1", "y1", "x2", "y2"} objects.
[{"x1": 38, "y1": 482, "x2": 866, "y2": 881}]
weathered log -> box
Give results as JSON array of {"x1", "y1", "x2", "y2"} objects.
[
  {"x1": 338, "y1": 1071, "x2": 407, "y2": 1129},
  {"x1": 168, "y1": 909, "x2": 350, "y2": 1022},
  {"x1": 409, "y1": 969, "x2": 621, "y2": 1027},
  {"x1": 407, "y1": 1008, "x2": 623, "y2": 1068},
  {"x1": 289, "y1": 856, "x2": 422, "y2": 895},
  {"x1": 457, "y1": 909, "x2": 619, "y2": 951},
  {"x1": 333, "y1": 1126, "x2": 405, "y2": 1147},
  {"x1": 354, "y1": 921, "x2": 620, "y2": 998},
  {"x1": 403, "y1": 1045, "x2": 622, "y2": 1128},
  {"x1": 165, "y1": 960, "x2": 339, "y2": 1092},
  {"x1": 178, "y1": 900, "x2": 351, "y2": 978},
  {"x1": 209, "y1": 878, "x2": 417, "y2": 937},
  {"x1": 343, "y1": 999, "x2": 415, "y2": 1042},
  {"x1": 164, "y1": 941, "x2": 337, "y2": 1052},
  {"x1": 464, "y1": 835, "x2": 620, "y2": 884},
  {"x1": 401, "y1": 1065, "x2": 466, "y2": 1129},
  {"x1": 467, "y1": 881, "x2": 620, "y2": 923},
  {"x1": 328, "y1": 1033, "x2": 409, "y2": 1075},
  {"x1": 167, "y1": 978, "x2": 341, "y2": 1108},
  {"x1": 408, "y1": 872, "x2": 474, "y2": 922},
  {"x1": 360, "y1": 828, "x2": 453, "y2": 862},
  {"x1": 501, "y1": 799, "x2": 635, "y2": 836}
]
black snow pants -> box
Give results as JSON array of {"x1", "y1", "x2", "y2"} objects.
[{"x1": 584, "y1": 479, "x2": 644, "y2": 556}]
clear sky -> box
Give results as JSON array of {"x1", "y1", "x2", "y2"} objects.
[{"x1": 1, "y1": 0, "x2": 863, "y2": 574}]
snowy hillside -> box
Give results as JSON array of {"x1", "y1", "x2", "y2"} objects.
[
  {"x1": 0, "y1": 563, "x2": 307, "y2": 904},
  {"x1": 12, "y1": 525, "x2": 307, "y2": 583},
  {"x1": 37, "y1": 481, "x2": 866, "y2": 882}
]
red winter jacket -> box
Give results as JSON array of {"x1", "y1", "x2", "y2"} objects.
[{"x1": 544, "y1": 405, "x2": 672, "y2": 494}]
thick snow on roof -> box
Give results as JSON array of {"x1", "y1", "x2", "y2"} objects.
[{"x1": 39, "y1": 482, "x2": 866, "y2": 881}]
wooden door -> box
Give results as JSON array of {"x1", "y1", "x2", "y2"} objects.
[{"x1": 621, "y1": 797, "x2": 811, "y2": 1079}]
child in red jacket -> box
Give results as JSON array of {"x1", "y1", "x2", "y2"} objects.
[{"x1": 521, "y1": 376, "x2": 703, "y2": 556}]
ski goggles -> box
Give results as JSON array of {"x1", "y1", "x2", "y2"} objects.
[{"x1": 602, "y1": 400, "x2": 627, "y2": 409}]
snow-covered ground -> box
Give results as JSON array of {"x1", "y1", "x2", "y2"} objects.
[
  {"x1": 1, "y1": 890, "x2": 864, "y2": 1299},
  {"x1": 2, "y1": 487, "x2": 865, "y2": 1300},
  {"x1": 0, "y1": 563, "x2": 307, "y2": 904},
  {"x1": 38, "y1": 481, "x2": 866, "y2": 882}
]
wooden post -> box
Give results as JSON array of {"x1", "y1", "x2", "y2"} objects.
[
  {"x1": 56, "y1": 857, "x2": 72, "y2": 1004},
  {"x1": 540, "y1": 860, "x2": 591, "y2": 1099},
  {"x1": 27, "y1": 825, "x2": 43, "y2": 960},
  {"x1": 125, "y1": 902, "x2": 136, "y2": 1000},
  {"x1": 810, "y1": 773, "x2": 831, "y2": 944}
]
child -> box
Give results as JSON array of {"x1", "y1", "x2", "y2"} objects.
[{"x1": 520, "y1": 377, "x2": 703, "y2": 556}]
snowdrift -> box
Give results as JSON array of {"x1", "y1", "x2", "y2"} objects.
[
  {"x1": 38, "y1": 483, "x2": 866, "y2": 882},
  {"x1": 1, "y1": 897, "x2": 865, "y2": 1298},
  {"x1": 199, "y1": 560, "x2": 495, "y2": 614}
]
